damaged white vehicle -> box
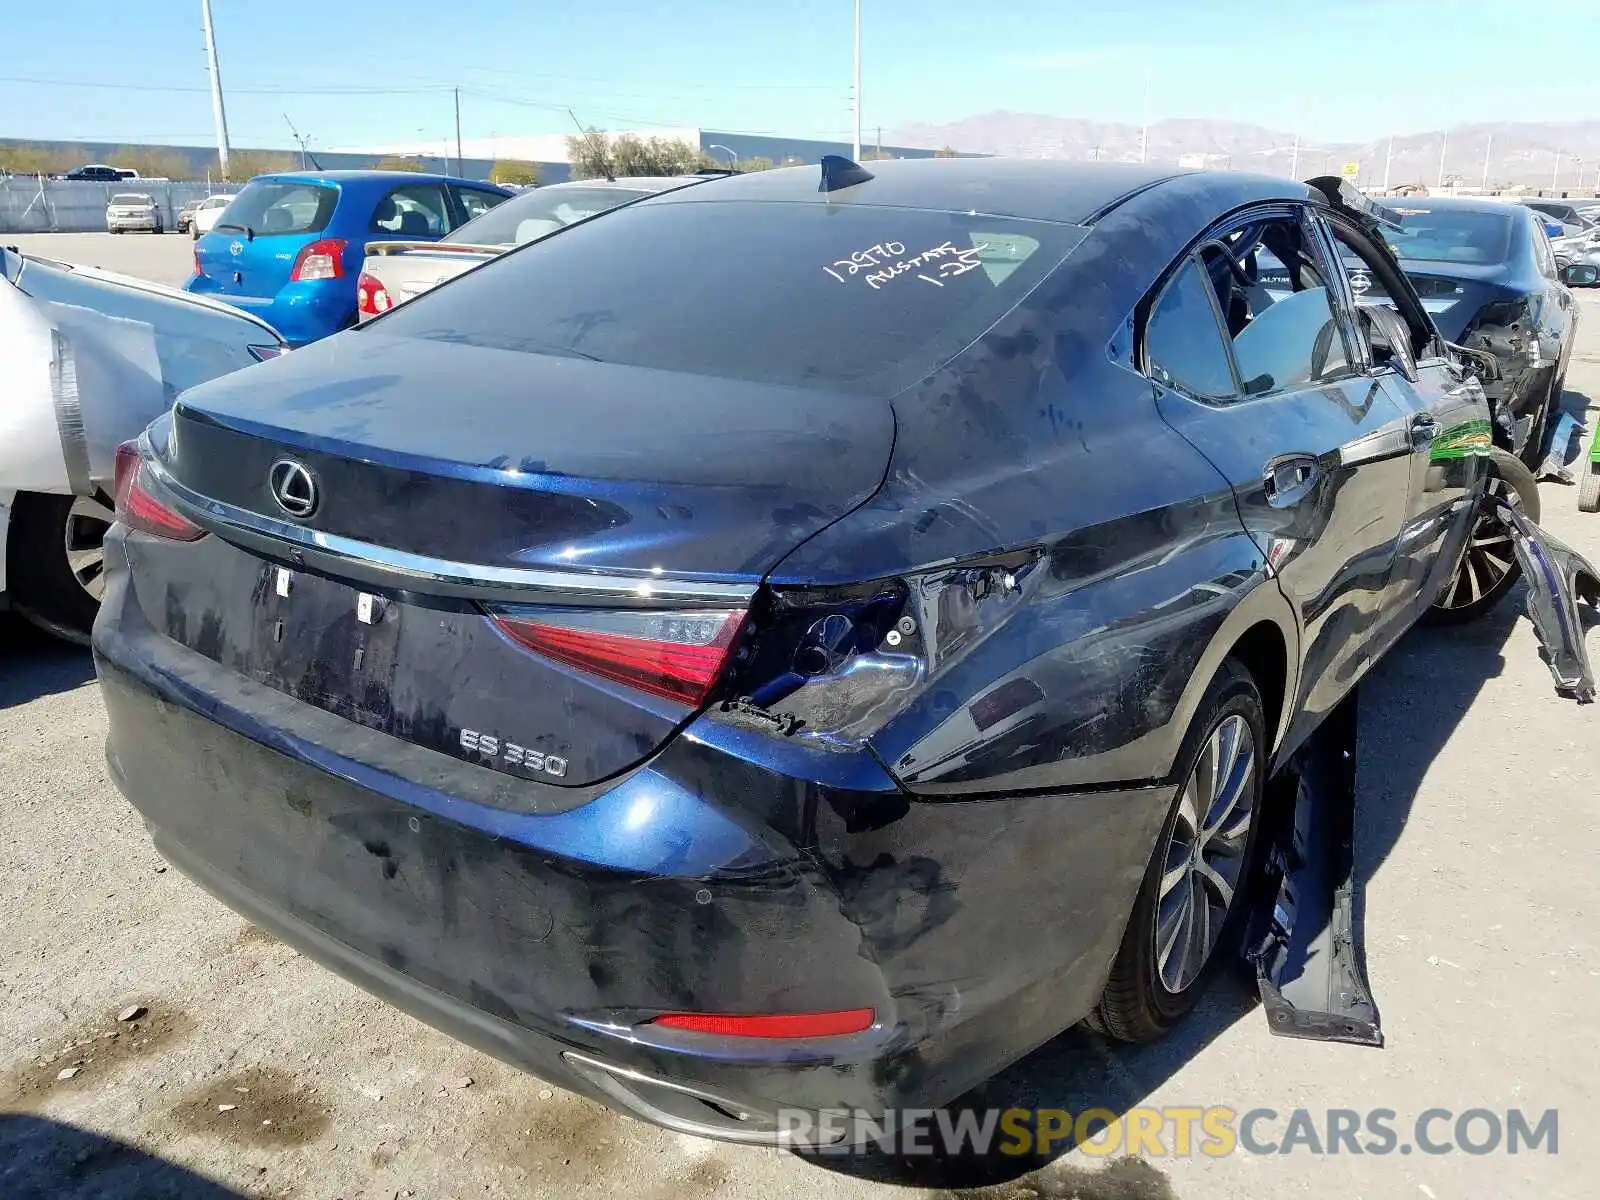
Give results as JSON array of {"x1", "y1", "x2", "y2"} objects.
[{"x1": 1, "y1": 245, "x2": 286, "y2": 642}]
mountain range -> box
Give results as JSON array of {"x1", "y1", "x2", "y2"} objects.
[{"x1": 891, "y1": 114, "x2": 1600, "y2": 192}]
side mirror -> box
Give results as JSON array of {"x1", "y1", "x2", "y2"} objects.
[
  {"x1": 1560, "y1": 263, "x2": 1600, "y2": 288},
  {"x1": 1358, "y1": 303, "x2": 1419, "y2": 383}
]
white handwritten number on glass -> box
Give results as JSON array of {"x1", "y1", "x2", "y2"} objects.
[{"x1": 823, "y1": 241, "x2": 990, "y2": 290}]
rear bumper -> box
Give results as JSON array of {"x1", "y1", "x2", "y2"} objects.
[
  {"x1": 184, "y1": 277, "x2": 352, "y2": 346},
  {"x1": 92, "y1": 543, "x2": 1173, "y2": 1138},
  {"x1": 107, "y1": 217, "x2": 159, "y2": 231}
]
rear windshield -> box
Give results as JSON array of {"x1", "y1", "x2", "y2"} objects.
[
  {"x1": 215, "y1": 179, "x2": 338, "y2": 237},
  {"x1": 445, "y1": 185, "x2": 657, "y2": 247},
  {"x1": 1379, "y1": 207, "x2": 1514, "y2": 265},
  {"x1": 378, "y1": 200, "x2": 1084, "y2": 395},
  {"x1": 110, "y1": 194, "x2": 150, "y2": 205}
]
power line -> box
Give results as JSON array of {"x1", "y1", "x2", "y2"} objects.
[{"x1": 0, "y1": 73, "x2": 452, "y2": 96}]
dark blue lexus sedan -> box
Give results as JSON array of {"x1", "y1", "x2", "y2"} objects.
[{"x1": 97, "y1": 159, "x2": 1505, "y2": 1144}]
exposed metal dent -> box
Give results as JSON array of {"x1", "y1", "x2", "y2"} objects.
[
  {"x1": 1498, "y1": 502, "x2": 1600, "y2": 702},
  {"x1": 1245, "y1": 687, "x2": 1383, "y2": 1048}
]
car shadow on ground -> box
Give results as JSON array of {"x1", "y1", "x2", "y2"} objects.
[
  {"x1": 0, "y1": 1114, "x2": 246, "y2": 1199},
  {"x1": 0, "y1": 614, "x2": 95, "y2": 710},
  {"x1": 803, "y1": 594, "x2": 1526, "y2": 1195}
]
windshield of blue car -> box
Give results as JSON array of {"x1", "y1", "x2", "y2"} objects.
[
  {"x1": 377, "y1": 199, "x2": 1085, "y2": 396},
  {"x1": 214, "y1": 180, "x2": 337, "y2": 236},
  {"x1": 1378, "y1": 208, "x2": 1513, "y2": 265},
  {"x1": 442, "y1": 185, "x2": 658, "y2": 247}
]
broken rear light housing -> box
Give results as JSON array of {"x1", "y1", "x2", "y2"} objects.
[
  {"x1": 113, "y1": 441, "x2": 205, "y2": 542},
  {"x1": 646, "y1": 1008, "x2": 875, "y2": 1039},
  {"x1": 488, "y1": 606, "x2": 747, "y2": 706}
]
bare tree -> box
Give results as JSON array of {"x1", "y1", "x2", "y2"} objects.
[
  {"x1": 566, "y1": 130, "x2": 615, "y2": 180},
  {"x1": 934, "y1": 146, "x2": 958, "y2": 159},
  {"x1": 735, "y1": 156, "x2": 775, "y2": 172},
  {"x1": 220, "y1": 150, "x2": 297, "y2": 180}
]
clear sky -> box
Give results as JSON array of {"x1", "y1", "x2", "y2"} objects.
[{"x1": 3, "y1": 0, "x2": 1595, "y2": 152}]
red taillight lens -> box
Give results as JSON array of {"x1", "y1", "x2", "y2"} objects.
[
  {"x1": 648, "y1": 1009, "x2": 875, "y2": 1039},
  {"x1": 289, "y1": 237, "x2": 347, "y2": 282},
  {"x1": 357, "y1": 271, "x2": 392, "y2": 316},
  {"x1": 113, "y1": 441, "x2": 205, "y2": 542},
  {"x1": 192, "y1": 248, "x2": 202, "y2": 277},
  {"x1": 489, "y1": 606, "x2": 746, "y2": 706}
]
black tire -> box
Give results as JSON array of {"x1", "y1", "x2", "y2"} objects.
[
  {"x1": 1090, "y1": 658, "x2": 1267, "y2": 1043},
  {"x1": 6, "y1": 492, "x2": 113, "y2": 645},
  {"x1": 1580, "y1": 462, "x2": 1600, "y2": 513},
  {"x1": 1518, "y1": 371, "x2": 1562, "y2": 471},
  {"x1": 1427, "y1": 447, "x2": 1540, "y2": 625}
]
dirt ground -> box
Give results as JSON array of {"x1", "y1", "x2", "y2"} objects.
[{"x1": 3, "y1": 233, "x2": 1599, "y2": 1199}]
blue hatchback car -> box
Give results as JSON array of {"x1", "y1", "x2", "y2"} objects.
[{"x1": 187, "y1": 171, "x2": 512, "y2": 346}]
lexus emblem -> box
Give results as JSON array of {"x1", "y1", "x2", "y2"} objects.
[
  {"x1": 268, "y1": 458, "x2": 319, "y2": 518},
  {"x1": 1349, "y1": 271, "x2": 1372, "y2": 295}
]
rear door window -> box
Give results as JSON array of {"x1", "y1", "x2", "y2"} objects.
[
  {"x1": 455, "y1": 186, "x2": 508, "y2": 223},
  {"x1": 372, "y1": 184, "x2": 450, "y2": 236},
  {"x1": 215, "y1": 180, "x2": 337, "y2": 236},
  {"x1": 1144, "y1": 258, "x2": 1237, "y2": 400},
  {"x1": 375, "y1": 200, "x2": 1087, "y2": 395}
]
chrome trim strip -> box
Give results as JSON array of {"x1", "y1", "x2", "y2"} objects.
[{"x1": 139, "y1": 446, "x2": 757, "y2": 608}]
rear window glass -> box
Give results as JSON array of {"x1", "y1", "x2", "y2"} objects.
[
  {"x1": 110, "y1": 194, "x2": 150, "y2": 205},
  {"x1": 446, "y1": 185, "x2": 657, "y2": 247},
  {"x1": 215, "y1": 180, "x2": 337, "y2": 237},
  {"x1": 1378, "y1": 207, "x2": 1513, "y2": 265},
  {"x1": 378, "y1": 201, "x2": 1084, "y2": 394}
]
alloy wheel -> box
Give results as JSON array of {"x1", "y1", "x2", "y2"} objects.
[
  {"x1": 1153, "y1": 713, "x2": 1257, "y2": 993},
  {"x1": 62, "y1": 495, "x2": 116, "y2": 601},
  {"x1": 1436, "y1": 473, "x2": 1519, "y2": 612}
]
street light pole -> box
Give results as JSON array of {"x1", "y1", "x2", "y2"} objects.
[
  {"x1": 1437, "y1": 131, "x2": 1448, "y2": 189},
  {"x1": 1481, "y1": 133, "x2": 1493, "y2": 192},
  {"x1": 1382, "y1": 135, "x2": 1393, "y2": 191},
  {"x1": 709, "y1": 144, "x2": 738, "y2": 170},
  {"x1": 1552, "y1": 147, "x2": 1562, "y2": 193},
  {"x1": 852, "y1": 0, "x2": 862, "y2": 162},
  {"x1": 200, "y1": 0, "x2": 231, "y2": 179}
]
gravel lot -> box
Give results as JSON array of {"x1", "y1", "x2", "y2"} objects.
[{"x1": 4, "y1": 232, "x2": 1600, "y2": 1199}]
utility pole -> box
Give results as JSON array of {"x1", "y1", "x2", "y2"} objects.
[
  {"x1": 876, "y1": 125, "x2": 882, "y2": 158},
  {"x1": 200, "y1": 0, "x2": 231, "y2": 179},
  {"x1": 1552, "y1": 147, "x2": 1562, "y2": 193},
  {"x1": 1138, "y1": 67, "x2": 1151, "y2": 164},
  {"x1": 454, "y1": 87, "x2": 464, "y2": 177},
  {"x1": 852, "y1": 0, "x2": 862, "y2": 162},
  {"x1": 283, "y1": 113, "x2": 310, "y2": 169},
  {"x1": 1288, "y1": 129, "x2": 1299, "y2": 179},
  {"x1": 1481, "y1": 133, "x2": 1493, "y2": 192},
  {"x1": 1382, "y1": 135, "x2": 1394, "y2": 191},
  {"x1": 1437, "y1": 131, "x2": 1448, "y2": 189}
]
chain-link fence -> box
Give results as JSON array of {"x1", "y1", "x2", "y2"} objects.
[{"x1": 1, "y1": 178, "x2": 231, "y2": 233}]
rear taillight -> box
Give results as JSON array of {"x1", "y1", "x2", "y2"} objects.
[
  {"x1": 488, "y1": 606, "x2": 746, "y2": 706},
  {"x1": 646, "y1": 1009, "x2": 875, "y2": 1039},
  {"x1": 357, "y1": 271, "x2": 392, "y2": 316},
  {"x1": 113, "y1": 442, "x2": 205, "y2": 542},
  {"x1": 192, "y1": 247, "x2": 202, "y2": 277},
  {"x1": 289, "y1": 238, "x2": 347, "y2": 282}
]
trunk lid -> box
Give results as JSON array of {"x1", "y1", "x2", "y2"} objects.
[
  {"x1": 1397, "y1": 265, "x2": 1514, "y2": 342},
  {"x1": 359, "y1": 243, "x2": 494, "y2": 317},
  {"x1": 140, "y1": 330, "x2": 893, "y2": 786}
]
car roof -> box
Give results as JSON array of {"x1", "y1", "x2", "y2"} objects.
[
  {"x1": 253, "y1": 170, "x2": 505, "y2": 189},
  {"x1": 647, "y1": 157, "x2": 1233, "y2": 225}
]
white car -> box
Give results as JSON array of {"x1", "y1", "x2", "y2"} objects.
[
  {"x1": 190, "y1": 193, "x2": 235, "y2": 240},
  {"x1": 0, "y1": 246, "x2": 287, "y2": 641},
  {"x1": 106, "y1": 193, "x2": 163, "y2": 235}
]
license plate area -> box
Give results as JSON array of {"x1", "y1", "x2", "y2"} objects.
[{"x1": 251, "y1": 563, "x2": 404, "y2": 730}]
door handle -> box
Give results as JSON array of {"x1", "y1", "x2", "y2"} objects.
[
  {"x1": 1409, "y1": 414, "x2": 1438, "y2": 448},
  {"x1": 1262, "y1": 455, "x2": 1320, "y2": 507}
]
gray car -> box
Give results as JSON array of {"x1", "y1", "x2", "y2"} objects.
[
  {"x1": 0, "y1": 246, "x2": 286, "y2": 641},
  {"x1": 106, "y1": 192, "x2": 164, "y2": 234},
  {"x1": 355, "y1": 175, "x2": 720, "y2": 320}
]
